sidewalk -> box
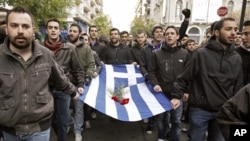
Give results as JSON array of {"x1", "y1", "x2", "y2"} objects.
[{"x1": 50, "y1": 111, "x2": 188, "y2": 141}]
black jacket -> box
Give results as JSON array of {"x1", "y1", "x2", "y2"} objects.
[
  {"x1": 90, "y1": 40, "x2": 106, "y2": 61},
  {"x1": 174, "y1": 38, "x2": 244, "y2": 111},
  {"x1": 103, "y1": 43, "x2": 130, "y2": 64},
  {"x1": 129, "y1": 43, "x2": 146, "y2": 64},
  {"x1": 235, "y1": 46, "x2": 250, "y2": 85},
  {"x1": 139, "y1": 42, "x2": 163, "y2": 78},
  {"x1": 216, "y1": 84, "x2": 250, "y2": 141},
  {"x1": 148, "y1": 42, "x2": 189, "y2": 99}
]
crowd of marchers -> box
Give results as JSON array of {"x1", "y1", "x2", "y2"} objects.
[{"x1": 0, "y1": 5, "x2": 250, "y2": 141}]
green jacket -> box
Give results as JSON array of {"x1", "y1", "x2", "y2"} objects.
[
  {"x1": 0, "y1": 39, "x2": 76, "y2": 135},
  {"x1": 75, "y1": 41, "x2": 95, "y2": 77}
]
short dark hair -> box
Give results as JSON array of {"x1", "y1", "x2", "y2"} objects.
[
  {"x1": 0, "y1": 20, "x2": 6, "y2": 26},
  {"x1": 89, "y1": 25, "x2": 98, "y2": 33},
  {"x1": 110, "y1": 28, "x2": 120, "y2": 35},
  {"x1": 186, "y1": 39, "x2": 195, "y2": 44},
  {"x1": 70, "y1": 23, "x2": 82, "y2": 33},
  {"x1": 214, "y1": 17, "x2": 235, "y2": 31},
  {"x1": 120, "y1": 31, "x2": 129, "y2": 36},
  {"x1": 151, "y1": 25, "x2": 163, "y2": 36},
  {"x1": 236, "y1": 32, "x2": 242, "y2": 35},
  {"x1": 46, "y1": 18, "x2": 60, "y2": 29},
  {"x1": 6, "y1": 6, "x2": 34, "y2": 25},
  {"x1": 82, "y1": 33, "x2": 88, "y2": 36},
  {"x1": 210, "y1": 21, "x2": 218, "y2": 32},
  {"x1": 165, "y1": 25, "x2": 179, "y2": 35},
  {"x1": 243, "y1": 20, "x2": 250, "y2": 26}
]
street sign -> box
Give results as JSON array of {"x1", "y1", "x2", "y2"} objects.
[{"x1": 217, "y1": 6, "x2": 228, "y2": 17}]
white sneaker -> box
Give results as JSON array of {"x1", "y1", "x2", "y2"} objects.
[
  {"x1": 75, "y1": 133, "x2": 82, "y2": 141},
  {"x1": 158, "y1": 139, "x2": 165, "y2": 141},
  {"x1": 85, "y1": 120, "x2": 91, "y2": 129}
]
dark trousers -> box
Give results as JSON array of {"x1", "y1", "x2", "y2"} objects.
[{"x1": 52, "y1": 91, "x2": 71, "y2": 141}]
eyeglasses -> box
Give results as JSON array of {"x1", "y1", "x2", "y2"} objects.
[
  {"x1": 242, "y1": 31, "x2": 250, "y2": 36},
  {"x1": 48, "y1": 26, "x2": 59, "y2": 30}
]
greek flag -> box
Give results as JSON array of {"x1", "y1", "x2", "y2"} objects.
[{"x1": 80, "y1": 64, "x2": 171, "y2": 122}]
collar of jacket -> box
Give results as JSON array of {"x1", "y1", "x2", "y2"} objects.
[
  {"x1": 75, "y1": 41, "x2": 85, "y2": 48},
  {"x1": 90, "y1": 40, "x2": 100, "y2": 47},
  {"x1": 2, "y1": 37, "x2": 43, "y2": 58},
  {"x1": 161, "y1": 41, "x2": 181, "y2": 52},
  {"x1": 206, "y1": 38, "x2": 235, "y2": 54},
  {"x1": 238, "y1": 45, "x2": 250, "y2": 53},
  {"x1": 44, "y1": 34, "x2": 66, "y2": 43},
  {"x1": 134, "y1": 43, "x2": 147, "y2": 49},
  {"x1": 109, "y1": 42, "x2": 127, "y2": 48}
]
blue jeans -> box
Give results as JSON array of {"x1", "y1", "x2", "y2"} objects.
[
  {"x1": 188, "y1": 107, "x2": 225, "y2": 141},
  {"x1": 52, "y1": 91, "x2": 71, "y2": 141},
  {"x1": 73, "y1": 99, "x2": 84, "y2": 134},
  {"x1": 157, "y1": 101, "x2": 182, "y2": 141},
  {"x1": 2, "y1": 128, "x2": 50, "y2": 141}
]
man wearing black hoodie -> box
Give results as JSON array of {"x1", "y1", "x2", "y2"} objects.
[{"x1": 173, "y1": 17, "x2": 243, "y2": 141}]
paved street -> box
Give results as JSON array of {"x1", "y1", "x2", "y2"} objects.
[{"x1": 50, "y1": 111, "x2": 188, "y2": 141}]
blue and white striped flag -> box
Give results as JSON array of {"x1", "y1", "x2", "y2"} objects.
[{"x1": 80, "y1": 64, "x2": 171, "y2": 122}]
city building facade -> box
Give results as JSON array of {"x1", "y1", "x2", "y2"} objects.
[
  {"x1": 136, "y1": 0, "x2": 250, "y2": 44},
  {"x1": 67, "y1": 0, "x2": 103, "y2": 33}
]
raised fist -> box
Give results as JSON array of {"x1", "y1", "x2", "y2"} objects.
[{"x1": 182, "y1": 9, "x2": 191, "y2": 19}]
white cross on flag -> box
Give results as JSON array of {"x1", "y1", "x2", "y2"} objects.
[{"x1": 80, "y1": 64, "x2": 172, "y2": 121}]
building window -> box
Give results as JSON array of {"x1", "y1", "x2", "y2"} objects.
[
  {"x1": 176, "y1": 0, "x2": 183, "y2": 21},
  {"x1": 227, "y1": 0, "x2": 234, "y2": 13}
]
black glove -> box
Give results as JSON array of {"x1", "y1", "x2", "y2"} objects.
[{"x1": 182, "y1": 9, "x2": 191, "y2": 19}]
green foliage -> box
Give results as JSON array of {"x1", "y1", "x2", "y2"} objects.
[
  {"x1": 0, "y1": 0, "x2": 81, "y2": 28},
  {"x1": 90, "y1": 13, "x2": 112, "y2": 37},
  {"x1": 130, "y1": 17, "x2": 155, "y2": 37}
]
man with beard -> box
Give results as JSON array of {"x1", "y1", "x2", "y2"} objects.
[
  {"x1": 235, "y1": 21, "x2": 250, "y2": 86},
  {"x1": 44, "y1": 19, "x2": 85, "y2": 141},
  {"x1": 102, "y1": 28, "x2": 130, "y2": 64},
  {"x1": 0, "y1": 6, "x2": 79, "y2": 141},
  {"x1": 216, "y1": 22, "x2": 250, "y2": 141},
  {"x1": 68, "y1": 23, "x2": 95, "y2": 141},
  {"x1": 173, "y1": 17, "x2": 243, "y2": 141}
]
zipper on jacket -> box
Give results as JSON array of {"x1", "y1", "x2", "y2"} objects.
[
  {"x1": 170, "y1": 48, "x2": 174, "y2": 80},
  {"x1": 23, "y1": 70, "x2": 29, "y2": 130},
  {"x1": 220, "y1": 52, "x2": 226, "y2": 72}
]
